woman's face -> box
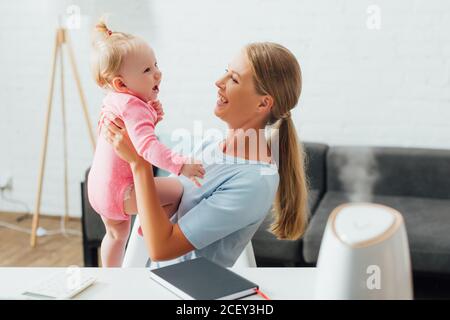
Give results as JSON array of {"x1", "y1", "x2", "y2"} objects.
[{"x1": 214, "y1": 50, "x2": 270, "y2": 129}]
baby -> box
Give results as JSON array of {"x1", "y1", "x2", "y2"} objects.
[{"x1": 88, "y1": 19, "x2": 205, "y2": 267}]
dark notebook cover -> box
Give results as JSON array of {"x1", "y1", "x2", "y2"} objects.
[{"x1": 149, "y1": 257, "x2": 259, "y2": 300}]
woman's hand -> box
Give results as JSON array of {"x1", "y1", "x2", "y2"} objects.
[{"x1": 102, "y1": 116, "x2": 142, "y2": 165}]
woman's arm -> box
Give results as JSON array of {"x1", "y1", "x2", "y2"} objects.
[{"x1": 103, "y1": 118, "x2": 194, "y2": 261}]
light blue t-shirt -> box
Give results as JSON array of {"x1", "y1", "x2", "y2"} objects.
[{"x1": 148, "y1": 137, "x2": 279, "y2": 268}]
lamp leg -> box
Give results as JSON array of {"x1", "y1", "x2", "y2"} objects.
[
  {"x1": 59, "y1": 40, "x2": 70, "y2": 226},
  {"x1": 30, "y1": 31, "x2": 60, "y2": 247},
  {"x1": 65, "y1": 33, "x2": 96, "y2": 150}
]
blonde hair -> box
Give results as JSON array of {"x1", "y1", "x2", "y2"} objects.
[
  {"x1": 245, "y1": 42, "x2": 309, "y2": 240},
  {"x1": 91, "y1": 18, "x2": 144, "y2": 88}
]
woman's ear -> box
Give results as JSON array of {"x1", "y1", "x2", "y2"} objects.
[
  {"x1": 258, "y1": 95, "x2": 274, "y2": 114},
  {"x1": 111, "y1": 77, "x2": 128, "y2": 93}
]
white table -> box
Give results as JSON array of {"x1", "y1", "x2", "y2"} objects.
[{"x1": 0, "y1": 267, "x2": 317, "y2": 300}]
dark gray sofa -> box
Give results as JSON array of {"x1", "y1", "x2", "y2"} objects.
[{"x1": 303, "y1": 146, "x2": 450, "y2": 275}]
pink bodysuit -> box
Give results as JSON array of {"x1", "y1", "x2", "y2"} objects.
[{"x1": 88, "y1": 91, "x2": 187, "y2": 221}]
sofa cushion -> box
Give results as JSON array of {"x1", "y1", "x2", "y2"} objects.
[
  {"x1": 327, "y1": 146, "x2": 450, "y2": 199},
  {"x1": 252, "y1": 213, "x2": 302, "y2": 266},
  {"x1": 303, "y1": 191, "x2": 450, "y2": 274}
]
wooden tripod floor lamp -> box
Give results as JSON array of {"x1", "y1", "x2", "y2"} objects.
[{"x1": 30, "y1": 27, "x2": 96, "y2": 247}]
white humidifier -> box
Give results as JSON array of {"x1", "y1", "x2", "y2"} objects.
[{"x1": 314, "y1": 203, "x2": 413, "y2": 300}]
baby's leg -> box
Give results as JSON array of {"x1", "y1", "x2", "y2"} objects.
[
  {"x1": 123, "y1": 177, "x2": 183, "y2": 218},
  {"x1": 100, "y1": 216, "x2": 131, "y2": 267}
]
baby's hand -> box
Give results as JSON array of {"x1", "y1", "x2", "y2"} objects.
[
  {"x1": 180, "y1": 161, "x2": 205, "y2": 187},
  {"x1": 149, "y1": 100, "x2": 164, "y2": 123}
]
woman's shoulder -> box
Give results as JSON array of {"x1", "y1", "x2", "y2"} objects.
[
  {"x1": 219, "y1": 163, "x2": 279, "y2": 198},
  {"x1": 238, "y1": 163, "x2": 279, "y2": 186}
]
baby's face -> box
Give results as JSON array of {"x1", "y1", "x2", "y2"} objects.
[{"x1": 119, "y1": 42, "x2": 161, "y2": 102}]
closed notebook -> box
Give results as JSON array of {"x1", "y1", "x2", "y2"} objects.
[{"x1": 149, "y1": 257, "x2": 258, "y2": 300}]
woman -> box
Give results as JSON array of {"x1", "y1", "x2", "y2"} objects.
[{"x1": 102, "y1": 42, "x2": 309, "y2": 267}]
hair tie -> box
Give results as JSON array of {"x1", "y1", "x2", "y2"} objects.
[
  {"x1": 107, "y1": 29, "x2": 112, "y2": 36},
  {"x1": 280, "y1": 111, "x2": 291, "y2": 121}
]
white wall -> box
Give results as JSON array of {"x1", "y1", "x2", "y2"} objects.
[{"x1": 0, "y1": 0, "x2": 449, "y2": 217}]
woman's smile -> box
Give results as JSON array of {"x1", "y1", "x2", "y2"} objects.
[{"x1": 216, "y1": 91, "x2": 229, "y2": 108}]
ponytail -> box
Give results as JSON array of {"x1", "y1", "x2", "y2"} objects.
[
  {"x1": 271, "y1": 118, "x2": 309, "y2": 240},
  {"x1": 94, "y1": 19, "x2": 112, "y2": 38}
]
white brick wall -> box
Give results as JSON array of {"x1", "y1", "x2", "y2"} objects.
[{"x1": 0, "y1": 0, "x2": 449, "y2": 217}]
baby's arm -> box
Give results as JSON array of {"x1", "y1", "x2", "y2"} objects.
[
  {"x1": 151, "y1": 101, "x2": 205, "y2": 185},
  {"x1": 122, "y1": 98, "x2": 204, "y2": 181}
]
